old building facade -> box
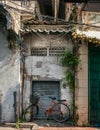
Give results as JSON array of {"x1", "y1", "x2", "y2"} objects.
[
  {"x1": 0, "y1": 0, "x2": 73, "y2": 122},
  {"x1": 75, "y1": 1, "x2": 100, "y2": 125},
  {"x1": 0, "y1": 0, "x2": 100, "y2": 126}
]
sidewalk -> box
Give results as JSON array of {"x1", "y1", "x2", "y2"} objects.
[
  {"x1": 0, "y1": 121, "x2": 99, "y2": 130},
  {"x1": 0, "y1": 126, "x2": 99, "y2": 130},
  {"x1": 39, "y1": 127, "x2": 99, "y2": 130},
  {"x1": 33, "y1": 120, "x2": 100, "y2": 130}
]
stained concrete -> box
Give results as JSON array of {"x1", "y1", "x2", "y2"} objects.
[{"x1": 0, "y1": 31, "x2": 20, "y2": 122}]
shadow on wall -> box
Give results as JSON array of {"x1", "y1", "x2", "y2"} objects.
[
  {"x1": 0, "y1": 5, "x2": 21, "y2": 123},
  {"x1": 0, "y1": 35, "x2": 20, "y2": 122},
  {"x1": 0, "y1": 84, "x2": 20, "y2": 123},
  {"x1": 0, "y1": 30, "x2": 20, "y2": 122},
  {"x1": 0, "y1": 4, "x2": 20, "y2": 62},
  {"x1": 0, "y1": 31, "x2": 12, "y2": 61},
  {"x1": 0, "y1": 6, "x2": 12, "y2": 61},
  {"x1": 0, "y1": 5, "x2": 9, "y2": 60}
]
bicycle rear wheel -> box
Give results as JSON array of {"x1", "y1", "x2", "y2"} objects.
[
  {"x1": 51, "y1": 103, "x2": 70, "y2": 123},
  {"x1": 23, "y1": 105, "x2": 39, "y2": 122}
]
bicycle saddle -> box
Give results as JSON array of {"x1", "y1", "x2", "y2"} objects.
[{"x1": 49, "y1": 96, "x2": 56, "y2": 100}]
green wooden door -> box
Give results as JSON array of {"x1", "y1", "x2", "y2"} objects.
[{"x1": 89, "y1": 48, "x2": 100, "y2": 124}]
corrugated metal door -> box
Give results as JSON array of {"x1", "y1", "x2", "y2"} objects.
[
  {"x1": 89, "y1": 47, "x2": 100, "y2": 124},
  {"x1": 32, "y1": 81, "x2": 60, "y2": 119}
]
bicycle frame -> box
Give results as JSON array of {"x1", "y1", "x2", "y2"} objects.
[
  {"x1": 37, "y1": 98, "x2": 68, "y2": 117},
  {"x1": 37, "y1": 98, "x2": 57, "y2": 116},
  {"x1": 23, "y1": 92, "x2": 70, "y2": 123}
]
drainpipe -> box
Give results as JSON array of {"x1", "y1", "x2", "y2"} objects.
[
  {"x1": 18, "y1": 28, "x2": 25, "y2": 117},
  {"x1": 0, "y1": 91, "x2": 3, "y2": 122},
  {"x1": 20, "y1": 53, "x2": 25, "y2": 117},
  {"x1": 13, "y1": 91, "x2": 17, "y2": 122}
]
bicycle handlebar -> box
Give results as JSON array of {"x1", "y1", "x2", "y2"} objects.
[
  {"x1": 49, "y1": 96, "x2": 56, "y2": 100},
  {"x1": 33, "y1": 92, "x2": 67, "y2": 102}
]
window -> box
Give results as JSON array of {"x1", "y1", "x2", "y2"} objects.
[
  {"x1": 38, "y1": 0, "x2": 65, "y2": 20},
  {"x1": 31, "y1": 47, "x2": 65, "y2": 56},
  {"x1": 31, "y1": 47, "x2": 47, "y2": 56},
  {"x1": 49, "y1": 47, "x2": 65, "y2": 56},
  {"x1": 38, "y1": 0, "x2": 53, "y2": 16}
]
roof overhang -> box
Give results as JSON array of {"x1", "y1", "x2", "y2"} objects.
[
  {"x1": 82, "y1": 2, "x2": 100, "y2": 12},
  {"x1": 20, "y1": 25, "x2": 73, "y2": 34},
  {"x1": 61, "y1": 0, "x2": 87, "y2": 2}
]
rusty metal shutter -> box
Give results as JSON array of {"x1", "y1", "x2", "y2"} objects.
[{"x1": 32, "y1": 81, "x2": 60, "y2": 119}]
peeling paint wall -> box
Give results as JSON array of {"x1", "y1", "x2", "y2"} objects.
[
  {"x1": 23, "y1": 33, "x2": 73, "y2": 110},
  {"x1": 77, "y1": 11, "x2": 100, "y2": 39},
  {"x1": 0, "y1": 31, "x2": 20, "y2": 122},
  {"x1": 0, "y1": 1, "x2": 35, "y2": 34}
]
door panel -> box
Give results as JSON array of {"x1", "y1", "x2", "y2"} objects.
[{"x1": 89, "y1": 49, "x2": 100, "y2": 124}]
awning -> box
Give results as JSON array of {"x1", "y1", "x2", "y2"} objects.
[{"x1": 20, "y1": 25, "x2": 72, "y2": 33}]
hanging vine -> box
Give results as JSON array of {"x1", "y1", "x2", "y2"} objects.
[
  {"x1": 61, "y1": 49, "x2": 80, "y2": 91},
  {"x1": 61, "y1": 49, "x2": 80, "y2": 125}
]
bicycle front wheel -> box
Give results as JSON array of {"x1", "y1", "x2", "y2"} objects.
[
  {"x1": 23, "y1": 105, "x2": 39, "y2": 122},
  {"x1": 51, "y1": 103, "x2": 70, "y2": 123}
]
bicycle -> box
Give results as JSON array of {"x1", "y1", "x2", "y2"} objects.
[{"x1": 23, "y1": 92, "x2": 70, "y2": 123}]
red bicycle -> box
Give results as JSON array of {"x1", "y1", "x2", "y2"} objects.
[{"x1": 23, "y1": 92, "x2": 70, "y2": 123}]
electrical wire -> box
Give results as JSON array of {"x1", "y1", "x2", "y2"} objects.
[
  {"x1": 23, "y1": 13, "x2": 100, "y2": 28},
  {"x1": 1, "y1": 0, "x2": 100, "y2": 29}
]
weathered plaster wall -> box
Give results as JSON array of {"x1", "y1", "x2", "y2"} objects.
[
  {"x1": 6, "y1": 7, "x2": 21, "y2": 33},
  {"x1": 24, "y1": 56, "x2": 72, "y2": 107},
  {"x1": 0, "y1": 1, "x2": 35, "y2": 34},
  {"x1": 77, "y1": 12, "x2": 100, "y2": 39},
  {"x1": 0, "y1": 31, "x2": 20, "y2": 122},
  {"x1": 75, "y1": 43, "x2": 88, "y2": 125},
  {"x1": 1, "y1": 0, "x2": 36, "y2": 34},
  {"x1": 23, "y1": 33, "x2": 73, "y2": 109}
]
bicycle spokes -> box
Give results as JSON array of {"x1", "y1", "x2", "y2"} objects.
[{"x1": 51, "y1": 103, "x2": 70, "y2": 122}]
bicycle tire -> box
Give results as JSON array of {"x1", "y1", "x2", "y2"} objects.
[
  {"x1": 23, "y1": 104, "x2": 39, "y2": 122},
  {"x1": 51, "y1": 103, "x2": 70, "y2": 123}
]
